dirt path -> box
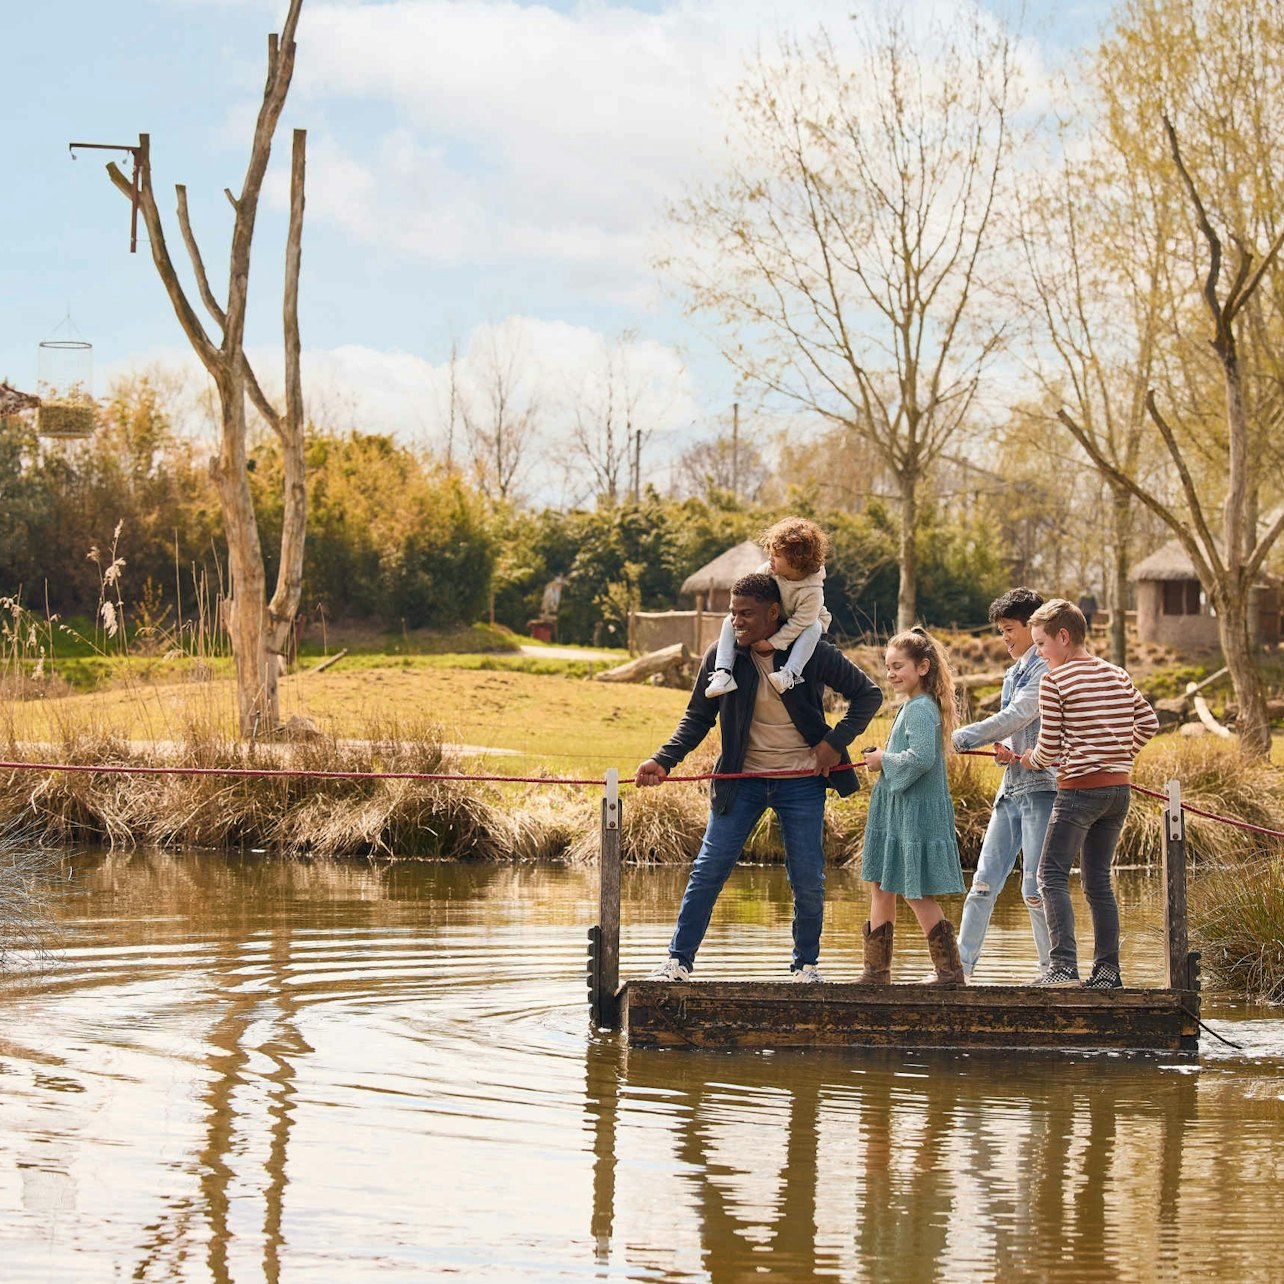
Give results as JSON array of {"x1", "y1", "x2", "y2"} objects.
[{"x1": 515, "y1": 645, "x2": 624, "y2": 662}]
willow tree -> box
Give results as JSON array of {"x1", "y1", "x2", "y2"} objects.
[
  {"x1": 1054, "y1": 0, "x2": 1284, "y2": 759},
  {"x1": 664, "y1": 11, "x2": 1016, "y2": 629},
  {"x1": 103, "y1": 0, "x2": 307, "y2": 737},
  {"x1": 1017, "y1": 115, "x2": 1176, "y2": 668}
]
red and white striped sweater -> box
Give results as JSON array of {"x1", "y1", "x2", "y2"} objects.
[{"x1": 1028, "y1": 655, "x2": 1159, "y2": 785}]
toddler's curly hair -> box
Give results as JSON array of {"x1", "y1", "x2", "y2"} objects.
[{"x1": 760, "y1": 516, "x2": 830, "y2": 576}]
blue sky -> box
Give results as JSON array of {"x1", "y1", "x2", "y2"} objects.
[{"x1": 2, "y1": 0, "x2": 1116, "y2": 493}]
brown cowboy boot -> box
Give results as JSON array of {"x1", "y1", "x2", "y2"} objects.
[
  {"x1": 922, "y1": 919, "x2": 966, "y2": 987},
  {"x1": 857, "y1": 920, "x2": 893, "y2": 984}
]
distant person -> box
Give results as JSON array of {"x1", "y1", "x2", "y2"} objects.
[
  {"x1": 858, "y1": 627, "x2": 966, "y2": 987},
  {"x1": 951, "y1": 588, "x2": 1054, "y2": 981},
  {"x1": 1077, "y1": 590, "x2": 1099, "y2": 637},
  {"x1": 1019, "y1": 599, "x2": 1159, "y2": 988},
  {"x1": 636, "y1": 573, "x2": 882, "y2": 983},
  {"x1": 706, "y1": 517, "x2": 833, "y2": 697}
]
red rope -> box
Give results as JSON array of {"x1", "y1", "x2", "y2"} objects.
[
  {"x1": 0, "y1": 761, "x2": 607, "y2": 787},
  {"x1": 3, "y1": 751, "x2": 1283, "y2": 838}
]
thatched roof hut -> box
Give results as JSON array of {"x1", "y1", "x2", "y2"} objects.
[
  {"x1": 679, "y1": 541, "x2": 764, "y2": 606},
  {"x1": 1130, "y1": 539, "x2": 1198, "y2": 582},
  {"x1": 1130, "y1": 537, "x2": 1279, "y2": 649}
]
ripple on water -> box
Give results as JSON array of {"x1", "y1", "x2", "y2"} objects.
[{"x1": 1, "y1": 854, "x2": 1283, "y2": 1283}]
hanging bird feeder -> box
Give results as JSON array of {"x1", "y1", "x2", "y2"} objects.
[{"x1": 37, "y1": 333, "x2": 96, "y2": 439}]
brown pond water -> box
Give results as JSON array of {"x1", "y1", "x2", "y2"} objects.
[{"x1": 1, "y1": 852, "x2": 1283, "y2": 1282}]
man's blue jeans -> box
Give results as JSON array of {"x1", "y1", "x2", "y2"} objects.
[
  {"x1": 1037, "y1": 784, "x2": 1131, "y2": 972},
  {"x1": 669, "y1": 775, "x2": 827, "y2": 972},
  {"x1": 957, "y1": 790, "x2": 1054, "y2": 975}
]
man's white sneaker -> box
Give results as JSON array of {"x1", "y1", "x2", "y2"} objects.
[
  {"x1": 704, "y1": 669, "x2": 738, "y2": 698},
  {"x1": 648, "y1": 958, "x2": 692, "y2": 982},
  {"x1": 791, "y1": 964, "x2": 824, "y2": 983},
  {"x1": 767, "y1": 669, "x2": 797, "y2": 694}
]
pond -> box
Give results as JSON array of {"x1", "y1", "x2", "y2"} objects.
[{"x1": 1, "y1": 853, "x2": 1282, "y2": 1281}]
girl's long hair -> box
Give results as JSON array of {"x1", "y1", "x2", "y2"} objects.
[{"x1": 887, "y1": 626, "x2": 958, "y2": 751}]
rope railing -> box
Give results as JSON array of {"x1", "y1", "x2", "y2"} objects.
[{"x1": 2, "y1": 749, "x2": 1283, "y2": 838}]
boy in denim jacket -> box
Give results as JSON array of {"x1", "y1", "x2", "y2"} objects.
[{"x1": 951, "y1": 589, "x2": 1056, "y2": 980}]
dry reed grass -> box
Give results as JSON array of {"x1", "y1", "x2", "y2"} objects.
[
  {"x1": 1191, "y1": 857, "x2": 1284, "y2": 1001},
  {"x1": 566, "y1": 747, "x2": 716, "y2": 865},
  {"x1": 1125, "y1": 738, "x2": 1284, "y2": 866},
  {"x1": 0, "y1": 721, "x2": 561, "y2": 862}
]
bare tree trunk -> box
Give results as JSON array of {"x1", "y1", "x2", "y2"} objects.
[
  {"x1": 211, "y1": 368, "x2": 272, "y2": 733},
  {"x1": 1108, "y1": 486, "x2": 1130, "y2": 667},
  {"x1": 1216, "y1": 589, "x2": 1270, "y2": 758},
  {"x1": 101, "y1": 2, "x2": 307, "y2": 738},
  {"x1": 263, "y1": 128, "x2": 309, "y2": 721},
  {"x1": 896, "y1": 470, "x2": 918, "y2": 631}
]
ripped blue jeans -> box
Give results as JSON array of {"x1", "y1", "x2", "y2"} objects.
[{"x1": 957, "y1": 790, "x2": 1054, "y2": 975}]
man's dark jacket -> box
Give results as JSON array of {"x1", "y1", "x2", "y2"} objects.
[{"x1": 652, "y1": 638, "x2": 884, "y2": 814}]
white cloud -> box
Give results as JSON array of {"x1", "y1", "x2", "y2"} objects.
[
  {"x1": 286, "y1": 0, "x2": 867, "y2": 299},
  {"x1": 102, "y1": 314, "x2": 697, "y2": 503},
  {"x1": 276, "y1": 0, "x2": 1053, "y2": 309}
]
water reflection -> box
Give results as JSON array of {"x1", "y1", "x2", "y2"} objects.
[{"x1": 0, "y1": 852, "x2": 1280, "y2": 1282}]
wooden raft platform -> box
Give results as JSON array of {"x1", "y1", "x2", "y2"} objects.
[
  {"x1": 620, "y1": 981, "x2": 1201, "y2": 1053},
  {"x1": 588, "y1": 774, "x2": 1203, "y2": 1053}
]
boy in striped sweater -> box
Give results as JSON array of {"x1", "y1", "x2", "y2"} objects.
[{"x1": 1018, "y1": 598, "x2": 1159, "y2": 988}]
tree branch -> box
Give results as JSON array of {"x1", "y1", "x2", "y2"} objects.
[
  {"x1": 107, "y1": 141, "x2": 220, "y2": 375},
  {"x1": 175, "y1": 184, "x2": 227, "y2": 332},
  {"x1": 281, "y1": 127, "x2": 306, "y2": 444},
  {"x1": 1056, "y1": 406, "x2": 1217, "y2": 588},
  {"x1": 1142, "y1": 391, "x2": 1224, "y2": 577}
]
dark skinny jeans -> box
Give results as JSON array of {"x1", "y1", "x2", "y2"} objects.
[{"x1": 1037, "y1": 784, "x2": 1131, "y2": 973}]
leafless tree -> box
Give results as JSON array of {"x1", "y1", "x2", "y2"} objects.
[
  {"x1": 567, "y1": 335, "x2": 682, "y2": 506},
  {"x1": 102, "y1": 0, "x2": 307, "y2": 737},
  {"x1": 459, "y1": 326, "x2": 541, "y2": 505},
  {"x1": 665, "y1": 11, "x2": 1016, "y2": 629}
]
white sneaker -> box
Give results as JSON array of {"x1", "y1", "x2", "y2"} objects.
[
  {"x1": 768, "y1": 669, "x2": 796, "y2": 694},
  {"x1": 648, "y1": 958, "x2": 692, "y2": 982},
  {"x1": 791, "y1": 964, "x2": 824, "y2": 983},
  {"x1": 705, "y1": 669, "x2": 737, "y2": 698}
]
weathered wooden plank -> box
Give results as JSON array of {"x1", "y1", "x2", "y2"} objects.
[
  {"x1": 620, "y1": 981, "x2": 1199, "y2": 1052},
  {"x1": 589, "y1": 772, "x2": 622, "y2": 1029},
  {"x1": 1163, "y1": 779, "x2": 1192, "y2": 990}
]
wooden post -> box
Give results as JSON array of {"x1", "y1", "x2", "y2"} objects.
[
  {"x1": 694, "y1": 592, "x2": 705, "y2": 656},
  {"x1": 1162, "y1": 778, "x2": 1190, "y2": 990},
  {"x1": 588, "y1": 769, "x2": 622, "y2": 1028}
]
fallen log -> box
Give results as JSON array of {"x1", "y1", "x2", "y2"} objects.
[
  {"x1": 307, "y1": 648, "x2": 348, "y2": 675},
  {"x1": 955, "y1": 671, "x2": 1006, "y2": 691},
  {"x1": 1186, "y1": 681, "x2": 1232, "y2": 739},
  {"x1": 595, "y1": 642, "x2": 688, "y2": 683}
]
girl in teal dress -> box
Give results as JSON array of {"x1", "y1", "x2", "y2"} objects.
[{"x1": 858, "y1": 627, "x2": 966, "y2": 985}]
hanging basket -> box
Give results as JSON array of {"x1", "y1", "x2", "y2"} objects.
[{"x1": 37, "y1": 339, "x2": 96, "y2": 439}]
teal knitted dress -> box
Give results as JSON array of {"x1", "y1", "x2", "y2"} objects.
[{"x1": 861, "y1": 695, "x2": 964, "y2": 898}]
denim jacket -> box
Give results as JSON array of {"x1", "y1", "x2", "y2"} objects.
[{"x1": 951, "y1": 646, "x2": 1056, "y2": 798}]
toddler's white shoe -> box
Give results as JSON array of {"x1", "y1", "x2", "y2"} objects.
[
  {"x1": 704, "y1": 669, "x2": 737, "y2": 698},
  {"x1": 768, "y1": 669, "x2": 796, "y2": 694}
]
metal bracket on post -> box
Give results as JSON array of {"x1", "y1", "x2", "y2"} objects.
[
  {"x1": 1165, "y1": 779, "x2": 1185, "y2": 844},
  {"x1": 605, "y1": 768, "x2": 619, "y2": 831}
]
